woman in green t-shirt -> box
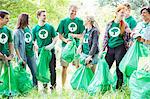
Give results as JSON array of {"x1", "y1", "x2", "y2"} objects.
[
  {"x1": 102, "y1": 5, "x2": 131, "y2": 89},
  {"x1": 14, "y1": 13, "x2": 37, "y2": 87},
  {"x1": 77, "y1": 16, "x2": 100, "y2": 72}
]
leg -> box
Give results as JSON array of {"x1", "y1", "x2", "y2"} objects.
[
  {"x1": 105, "y1": 47, "x2": 115, "y2": 69},
  {"x1": 115, "y1": 44, "x2": 127, "y2": 89},
  {"x1": 49, "y1": 52, "x2": 56, "y2": 90},
  {"x1": 61, "y1": 59, "x2": 69, "y2": 88},
  {"x1": 26, "y1": 56, "x2": 38, "y2": 87}
]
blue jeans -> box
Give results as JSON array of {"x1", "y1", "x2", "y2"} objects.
[{"x1": 26, "y1": 55, "x2": 37, "y2": 87}]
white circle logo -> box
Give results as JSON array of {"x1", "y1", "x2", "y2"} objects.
[
  {"x1": 109, "y1": 27, "x2": 120, "y2": 37},
  {"x1": 83, "y1": 34, "x2": 89, "y2": 43},
  {"x1": 24, "y1": 32, "x2": 32, "y2": 43},
  {"x1": 38, "y1": 29, "x2": 48, "y2": 39},
  {"x1": 0, "y1": 33, "x2": 8, "y2": 44},
  {"x1": 68, "y1": 22, "x2": 77, "y2": 32}
]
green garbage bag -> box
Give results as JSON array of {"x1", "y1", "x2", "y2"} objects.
[
  {"x1": 87, "y1": 52, "x2": 112, "y2": 95},
  {"x1": 36, "y1": 47, "x2": 52, "y2": 83},
  {"x1": 129, "y1": 70, "x2": 150, "y2": 99},
  {"x1": 70, "y1": 65, "x2": 94, "y2": 91},
  {"x1": 119, "y1": 40, "x2": 150, "y2": 77},
  {"x1": 70, "y1": 55, "x2": 94, "y2": 91},
  {"x1": 61, "y1": 34, "x2": 77, "y2": 63},
  {"x1": 0, "y1": 62, "x2": 18, "y2": 96},
  {"x1": 14, "y1": 63, "x2": 33, "y2": 94}
]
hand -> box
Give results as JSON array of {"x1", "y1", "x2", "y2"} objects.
[
  {"x1": 85, "y1": 55, "x2": 92, "y2": 64},
  {"x1": 34, "y1": 44, "x2": 38, "y2": 52},
  {"x1": 18, "y1": 59, "x2": 26, "y2": 67},
  {"x1": 77, "y1": 46, "x2": 82, "y2": 55},
  {"x1": 66, "y1": 39, "x2": 72, "y2": 44},
  {"x1": 98, "y1": 50, "x2": 104, "y2": 58},
  {"x1": 45, "y1": 43, "x2": 54, "y2": 51},
  {"x1": 137, "y1": 37, "x2": 145, "y2": 42},
  {"x1": 70, "y1": 33, "x2": 76, "y2": 38}
]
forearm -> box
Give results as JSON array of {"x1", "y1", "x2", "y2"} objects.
[
  {"x1": 0, "y1": 52, "x2": 4, "y2": 59},
  {"x1": 59, "y1": 34, "x2": 68, "y2": 43},
  {"x1": 15, "y1": 49, "x2": 22, "y2": 60},
  {"x1": 46, "y1": 36, "x2": 58, "y2": 48},
  {"x1": 8, "y1": 42, "x2": 14, "y2": 55}
]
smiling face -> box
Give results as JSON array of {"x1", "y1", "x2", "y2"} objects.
[
  {"x1": 69, "y1": 6, "x2": 77, "y2": 19},
  {"x1": 141, "y1": 9, "x2": 150, "y2": 22},
  {"x1": 116, "y1": 8, "x2": 126, "y2": 21},
  {"x1": 0, "y1": 15, "x2": 9, "y2": 26},
  {"x1": 38, "y1": 11, "x2": 46, "y2": 22}
]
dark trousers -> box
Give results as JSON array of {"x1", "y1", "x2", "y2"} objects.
[
  {"x1": 43, "y1": 52, "x2": 56, "y2": 89},
  {"x1": 105, "y1": 44, "x2": 126, "y2": 89}
]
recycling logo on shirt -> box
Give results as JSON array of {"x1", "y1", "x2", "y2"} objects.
[
  {"x1": 24, "y1": 32, "x2": 32, "y2": 43},
  {"x1": 109, "y1": 27, "x2": 120, "y2": 37},
  {"x1": 0, "y1": 33, "x2": 8, "y2": 44},
  {"x1": 83, "y1": 34, "x2": 89, "y2": 43},
  {"x1": 38, "y1": 29, "x2": 48, "y2": 39},
  {"x1": 68, "y1": 22, "x2": 77, "y2": 32}
]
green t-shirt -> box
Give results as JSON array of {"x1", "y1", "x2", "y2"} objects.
[
  {"x1": 57, "y1": 17, "x2": 85, "y2": 47},
  {"x1": 82, "y1": 30, "x2": 91, "y2": 55},
  {"x1": 108, "y1": 22, "x2": 124, "y2": 48},
  {"x1": 125, "y1": 16, "x2": 137, "y2": 30},
  {"x1": 24, "y1": 27, "x2": 34, "y2": 57},
  {"x1": 0, "y1": 26, "x2": 13, "y2": 56},
  {"x1": 32, "y1": 23, "x2": 57, "y2": 53}
]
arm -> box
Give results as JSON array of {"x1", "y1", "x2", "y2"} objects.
[
  {"x1": 77, "y1": 34, "x2": 84, "y2": 54},
  {"x1": 14, "y1": 31, "x2": 26, "y2": 64},
  {"x1": 88, "y1": 30, "x2": 99, "y2": 57},
  {"x1": 0, "y1": 52, "x2": 4, "y2": 59},
  {"x1": 45, "y1": 36, "x2": 58, "y2": 51},
  {"x1": 59, "y1": 33, "x2": 70, "y2": 44},
  {"x1": 70, "y1": 33, "x2": 83, "y2": 39}
]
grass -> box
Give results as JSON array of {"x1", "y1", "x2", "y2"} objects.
[{"x1": 0, "y1": 64, "x2": 131, "y2": 99}]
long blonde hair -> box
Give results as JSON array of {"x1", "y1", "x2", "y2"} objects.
[{"x1": 86, "y1": 16, "x2": 100, "y2": 34}]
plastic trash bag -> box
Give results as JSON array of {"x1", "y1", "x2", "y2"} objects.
[
  {"x1": 129, "y1": 70, "x2": 150, "y2": 99},
  {"x1": 61, "y1": 34, "x2": 77, "y2": 63},
  {"x1": 87, "y1": 52, "x2": 112, "y2": 95},
  {"x1": 36, "y1": 47, "x2": 52, "y2": 83}
]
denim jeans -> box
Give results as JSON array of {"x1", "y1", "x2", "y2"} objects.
[{"x1": 26, "y1": 55, "x2": 37, "y2": 87}]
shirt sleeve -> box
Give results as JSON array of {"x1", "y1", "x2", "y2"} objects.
[
  {"x1": 56, "y1": 20, "x2": 64, "y2": 34},
  {"x1": 8, "y1": 29, "x2": 13, "y2": 43},
  {"x1": 79, "y1": 20, "x2": 85, "y2": 34},
  {"x1": 51, "y1": 25, "x2": 58, "y2": 38},
  {"x1": 13, "y1": 30, "x2": 19, "y2": 50}
]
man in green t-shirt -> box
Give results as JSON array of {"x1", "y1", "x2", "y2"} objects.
[
  {"x1": 57, "y1": 5, "x2": 85, "y2": 88},
  {"x1": 32, "y1": 9, "x2": 58, "y2": 90},
  {"x1": 0, "y1": 10, "x2": 14, "y2": 77},
  {"x1": 124, "y1": 3, "x2": 137, "y2": 46}
]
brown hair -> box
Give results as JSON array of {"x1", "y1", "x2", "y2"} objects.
[
  {"x1": 123, "y1": 3, "x2": 131, "y2": 9},
  {"x1": 0, "y1": 10, "x2": 9, "y2": 18},
  {"x1": 36, "y1": 9, "x2": 46, "y2": 18},
  {"x1": 115, "y1": 4, "x2": 126, "y2": 35},
  {"x1": 69, "y1": 5, "x2": 78, "y2": 11},
  {"x1": 17, "y1": 13, "x2": 29, "y2": 29}
]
